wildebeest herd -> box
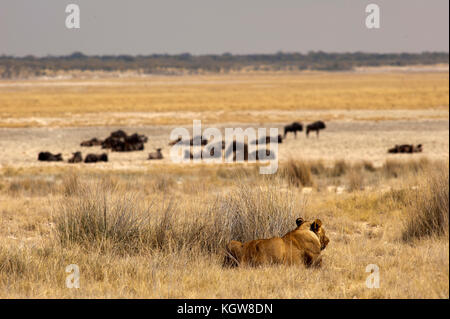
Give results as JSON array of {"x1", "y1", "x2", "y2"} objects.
[
  {"x1": 37, "y1": 122, "x2": 423, "y2": 163},
  {"x1": 38, "y1": 129, "x2": 150, "y2": 163}
]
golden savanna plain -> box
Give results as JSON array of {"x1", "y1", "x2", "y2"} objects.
[{"x1": 0, "y1": 69, "x2": 448, "y2": 298}]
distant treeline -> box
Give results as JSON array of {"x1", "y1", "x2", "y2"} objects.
[{"x1": 0, "y1": 51, "x2": 448, "y2": 78}]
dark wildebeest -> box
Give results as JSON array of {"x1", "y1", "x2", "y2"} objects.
[
  {"x1": 127, "y1": 133, "x2": 148, "y2": 144},
  {"x1": 224, "y1": 141, "x2": 249, "y2": 161},
  {"x1": 184, "y1": 146, "x2": 220, "y2": 160},
  {"x1": 284, "y1": 122, "x2": 303, "y2": 139},
  {"x1": 251, "y1": 135, "x2": 283, "y2": 145},
  {"x1": 84, "y1": 153, "x2": 108, "y2": 163},
  {"x1": 102, "y1": 130, "x2": 147, "y2": 152},
  {"x1": 68, "y1": 152, "x2": 83, "y2": 163},
  {"x1": 169, "y1": 136, "x2": 208, "y2": 146},
  {"x1": 388, "y1": 144, "x2": 423, "y2": 154},
  {"x1": 80, "y1": 138, "x2": 103, "y2": 147},
  {"x1": 38, "y1": 152, "x2": 63, "y2": 162},
  {"x1": 148, "y1": 148, "x2": 163, "y2": 160},
  {"x1": 306, "y1": 121, "x2": 326, "y2": 138}
]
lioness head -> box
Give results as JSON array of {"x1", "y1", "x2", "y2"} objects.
[{"x1": 310, "y1": 219, "x2": 329, "y2": 250}]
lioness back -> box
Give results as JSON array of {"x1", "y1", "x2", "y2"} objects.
[
  {"x1": 224, "y1": 218, "x2": 329, "y2": 268},
  {"x1": 241, "y1": 237, "x2": 286, "y2": 266}
]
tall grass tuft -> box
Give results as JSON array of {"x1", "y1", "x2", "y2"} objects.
[
  {"x1": 283, "y1": 159, "x2": 314, "y2": 187},
  {"x1": 347, "y1": 168, "x2": 365, "y2": 192},
  {"x1": 54, "y1": 179, "x2": 154, "y2": 254},
  {"x1": 210, "y1": 182, "x2": 305, "y2": 249},
  {"x1": 383, "y1": 158, "x2": 431, "y2": 178},
  {"x1": 402, "y1": 164, "x2": 449, "y2": 241},
  {"x1": 329, "y1": 160, "x2": 349, "y2": 177},
  {"x1": 0, "y1": 248, "x2": 28, "y2": 277}
]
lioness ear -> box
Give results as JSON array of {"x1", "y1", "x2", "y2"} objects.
[
  {"x1": 296, "y1": 217, "x2": 305, "y2": 227},
  {"x1": 310, "y1": 219, "x2": 322, "y2": 232}
]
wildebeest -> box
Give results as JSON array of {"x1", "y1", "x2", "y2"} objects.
[
  {"x1": 169, "y1": 136, "x2": 208, "y2": 146},
  {"x1": 388, "y1": 144, "x2": 423, "y2": 154},
  {"x1": 148, "y1": 148, "x2": 163, "y2": 160},
  {"x1": 84, "y1": 153, "x2": 108, "y2": 163},
  {"x1": 284, "y1": 122, "x2": 303, "y2": 139},
  {"x1": 68, "y1": 152, "x2": 83, "y2": 163},
  {"x1": 80, "y1": 138, "x2": 103, "y2": 147},
  {"x1": 184, "y1": 147, "x2": 221, "y2": 160},
  {"x1": 251, "y1": 135, "x2": 283, "y2": 145},
  {"x1": 38, "y1": 152, "x2": 63, "y2": 162},
  {"x1": 102, "y1": 130, "x2": 147, "y2": 152},
  {"x1": 306, "y1": 121, "x2": 326, "y2": 138},
  {"x1": 224, "y1": 141, "x2": 249, "y2": 161}
]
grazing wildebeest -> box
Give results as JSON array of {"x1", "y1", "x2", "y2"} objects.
[
  {"x1": 306, "y1": 121, "x2": 326, "y2": 138},
  {"x1": 388, "y1": 144, "x2": 423, "y2": 154},
  {"x1": 38, "y1": 152, "x2": 63, "y2": 162},
  {"x1": 80, "y1": 138, "x2": 103, "y2": 147},
  {"x1": 148, "y1": 148, "x2": 163, "y2": 160},
  {"x1": 102, "y1": 130, "x2": 147, "y2": 152},
  {"x1": 68, "y1": 152, "x2": 83, "y2": 163},
  {"x1": 284, "y1": 122, "x2": 303, "y2": 139},
  {"x1": 84, "y1": 153, "x2": 108, "y2": 163},
  {"x1": 251, "y1": 135, "x2": 283, "y2": 145}
]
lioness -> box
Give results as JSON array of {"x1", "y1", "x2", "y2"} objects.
[{"x1": 223, "y1": 217, "x2": 329, "y2": 267}]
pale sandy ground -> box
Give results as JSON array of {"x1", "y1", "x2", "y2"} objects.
[{"x1": 0, "y1": 115, "x2": 448, "y2": 170}]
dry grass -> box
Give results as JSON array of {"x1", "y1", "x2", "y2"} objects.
[
  {"x1": 0, "y1": 159, "x2": 448, "y2": 298},
  {"x1": 347, "y1": 168, "x2": 365, "y2": 192},
  {"x1": 402, "y1": 163, "x2": 449, "y2": 241},
  {"x1": 54, "y1": 177, "x2": 302, "y2": 255},
  {"x1": 283, "y1": 159, "x2": 314, "y2": 187},
  {"x1": 0, "y1": 71, "x2": 448, "y2": 127}
]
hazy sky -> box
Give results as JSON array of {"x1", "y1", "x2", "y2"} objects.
[{"x1": 0, "y1": 0, "x2": 448, "y2": 56}]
